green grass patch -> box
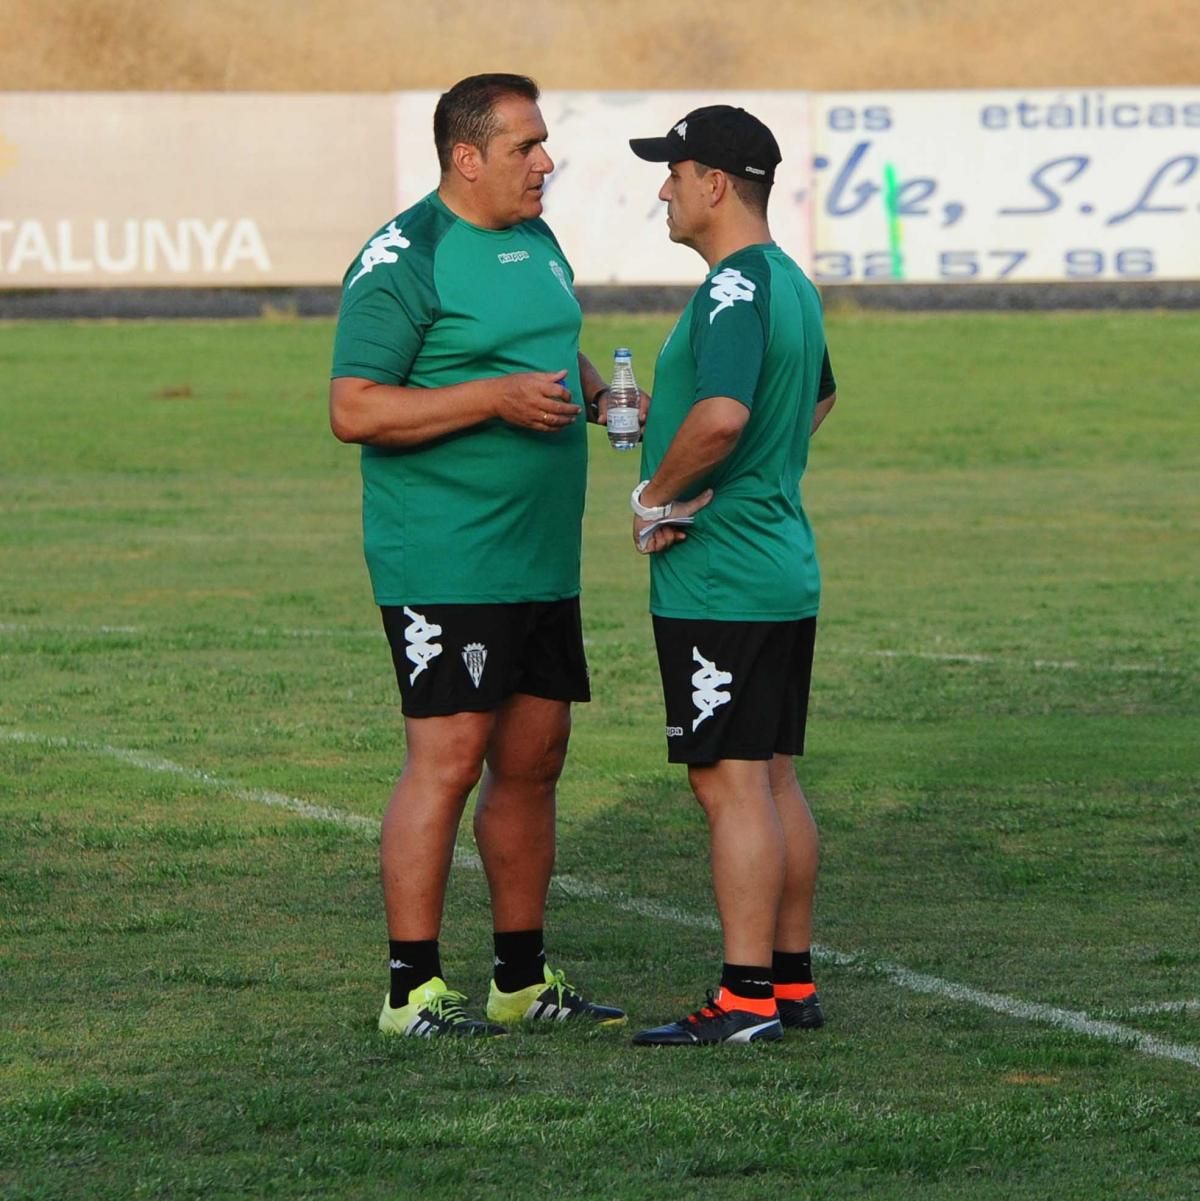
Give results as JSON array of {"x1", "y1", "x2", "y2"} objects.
[{"x1": 1, "y1": 312, "x2": 1198, "y2": 1200}]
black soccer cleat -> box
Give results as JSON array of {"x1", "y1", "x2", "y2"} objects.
[
  {"x1": 778, "y1": 992, "x2": 825, "y2": 1030},
  {"x1": 632, "y1": 990, "x2": 783, "y2": 1046}
]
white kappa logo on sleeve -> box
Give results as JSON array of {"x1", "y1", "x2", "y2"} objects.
[
  {"x1": 690, "y1": 646, "x2": 732, "y2": 730},
  {"x1": 348, "y1": 221, "x2": 411, "y2": 288},
  {"x1": 707, "y1": 267, "x2": 756, "y2": 324},
  {"x1": 403, "y1": 606, "x2": 442, "y2": 683}
]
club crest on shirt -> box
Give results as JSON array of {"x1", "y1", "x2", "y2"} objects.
[
  {"x1": 548, "y1": 259, "x2": 574, "y2": 297},
  {"x1": 708, "y1": 267, "x2": 755, "y2": 324}
]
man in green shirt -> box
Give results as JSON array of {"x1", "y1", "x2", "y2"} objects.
[
  {"x1": 330, "y1": 74, "x2": 624, "y2": 1037},
  {"x1": 624, "y1": 106, "x2": 838, "y2": 1046}
]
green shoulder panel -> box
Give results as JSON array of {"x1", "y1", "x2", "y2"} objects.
[
  {"x1": 330, "y1": 194, "x2": 453, "y2": 385},
  {"x1": 688, "y1": 247, "x2": 773, "y2": 408}
]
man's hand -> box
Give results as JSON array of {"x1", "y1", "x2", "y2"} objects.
[
  {"x1": 633, "y1": 488, "x2": 713, "y2": 555},
  {"x1": 494, "y1": 370, "x2": 579, "y2": 432},
  {"x1": 594, "y1": 387, "x2": 651, "y2": 429}
]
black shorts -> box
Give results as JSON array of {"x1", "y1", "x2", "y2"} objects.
[
  {"x1": 381, "y1": 598, "x2": 590, "y2": 718},
  {"x1": 652, "y1": 615, "x2": 816, "y2": 764}
]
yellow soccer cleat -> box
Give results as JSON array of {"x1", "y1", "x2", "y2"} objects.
[
  {"x1": 379, "y1": 976, "x2": 507, "y2": 1038},
  {"x1": 486, "y1": 965, "x2": 626, "y2": 1026}
]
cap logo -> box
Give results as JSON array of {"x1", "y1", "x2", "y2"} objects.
[
  {"x1": 673, "y1": 120, "x2": 688, "y2": 139},
  {"x1": 744, "y1": 165, "x2": 766, "y2": 176}
]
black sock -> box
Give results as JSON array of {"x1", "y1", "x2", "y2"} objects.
[
  {"x1": 720, "y1": 962, "x2": 774, "y2": 1000},
  {"x1": 492, "y1": 928, "x2": 546, "y2": 992},
  {"x1": 772, "y1": 949, "x2": 813, "y2": 985},
  {"x1": 388, "y1": 939, "x2": 441, "y2": 1008}
]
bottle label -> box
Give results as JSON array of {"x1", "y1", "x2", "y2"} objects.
[{"x1": 607, "y1": 406, "x2": 640, "y2": 435}]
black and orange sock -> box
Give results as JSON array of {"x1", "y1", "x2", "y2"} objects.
[
  {"x1": 773, "y1": 949, "x2": 817, "y2": 1001},
  {"x1": 716, "y1": 962, "x2": 777, "y2": 1016}
]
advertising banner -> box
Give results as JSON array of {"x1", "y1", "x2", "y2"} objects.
[
  {"x1": 2, "y1": 88, "x2": 1197, "y2": 288},
  {"x1": 0, "y1": 93, "x2": 395, "y2": 286},
  {"x1": 810, "y1": 88, "x2": 1200, "y2": 284},
  {"x1": 392, "y1": 90, "x2": 813, "y2": 285}
]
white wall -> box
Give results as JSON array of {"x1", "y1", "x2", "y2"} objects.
[{"x1": 2, "y1": 87, "x2": 1197, "y2": 287}]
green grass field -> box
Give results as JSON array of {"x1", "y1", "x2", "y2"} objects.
[{"x1": 2, "y1": 311, "x2": 1198, "y2": 1200}]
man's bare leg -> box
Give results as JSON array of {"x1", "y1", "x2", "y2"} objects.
[
  {"x1": 631, "y1": 757, "x2": 785, "y2": 1045},
  {"x1": 377, "y1": 710, "x2": 514, "y2": 1036},
  {"x1": 767, "y1": 752, "x2": 824, "y2": 1028},
  {"x1": 768, "y1": 753, "x2": 819, "y2": 952},
  {"x1": 380, "y1": 710, "x2": 494, "y2": 940},
  {"x1": 473, "y1": 694, "x2": 570, "y2": 933},
  {"x1": 687, "y1": 758, "x2": 785, "y2": 967},
  {"x1": 472, "y1": 695, "x2": 626, "y2": 1025}
]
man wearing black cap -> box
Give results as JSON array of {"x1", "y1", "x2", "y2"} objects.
[{"x1": 625, "y1": 105, "x2": 838, "y2": 1046}]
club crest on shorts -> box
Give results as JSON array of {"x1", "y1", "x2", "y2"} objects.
[
  {"x1": 461, "y1": 642, "x2": 487, "y2": 688},
  {"x1": 691, "y1": 646, "x2": 732, "y2": 731}
]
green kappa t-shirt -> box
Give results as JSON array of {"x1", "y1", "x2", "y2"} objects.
[
  {"x1": 640, "y1": 242, "x2": 836, "y2": 621},
  {"x1": 331, "y1": 192, "x2": 587, "y2": 605}
]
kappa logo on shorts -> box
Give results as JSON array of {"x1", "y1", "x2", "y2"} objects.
[
  {"x1": 690, "y1": 646, "x2": 732, "y2": 731},
  {"x1": 403, "y1": 606, "x2": 443, "y2": 684},
  {"x1": 461, "y1": 642, "x2": 487, "y2": 688}
]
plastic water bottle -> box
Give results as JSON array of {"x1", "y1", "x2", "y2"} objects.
[{"x1": 606, "y1": 348, "x2": 641, "y2": 451}]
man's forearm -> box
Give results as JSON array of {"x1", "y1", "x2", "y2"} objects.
[
  {"x1": 639, "y1": 396, "x2": 748, "y2": 507},
  {"x1": 329, "y1": 377, "x2": 500, "y2": 447},
  {"x1": 331, "y1": 368, "x2": 578, "y2": 447}
]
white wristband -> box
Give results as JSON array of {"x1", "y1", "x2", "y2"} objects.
[{"x1": 631, "y1": 480, "x2": 673, "y2": 520}]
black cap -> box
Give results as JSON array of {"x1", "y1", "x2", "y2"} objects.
[{"x1": 629, "y1": 105, "x2": 782, "y2": 183}]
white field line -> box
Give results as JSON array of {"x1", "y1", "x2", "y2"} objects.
[
  {"x1": 1126, "y1": 1001, "x2": 1200, "y2": 1015},
  {"x1": 0, "y1": 729, "x2": 378, "y2": 837},
  {"x1": 4, "y1": 726, "x2": 1199, "y2": 1071},
  {"x1": 0, "y1": 623, "x2": 379, "y2": 641},
  {"x1": 839, "y1": 648, "x2": 1189, "y2": 676},
  {"x1": 0, "y1": 622, "x2": 1191, "y2": 677},
  {"x1": 0, "y1": 623, "x2": 144, "y2": 636}
]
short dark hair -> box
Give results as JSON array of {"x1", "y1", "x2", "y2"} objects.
[
  {"x1": 693, "y1": 161, "x2": 772, "y2": 216},
  {"x1": 433, "y1": 74, "x2": 540, "y2": 172}
]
